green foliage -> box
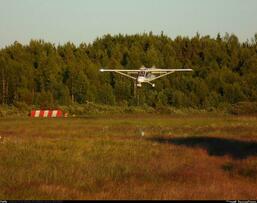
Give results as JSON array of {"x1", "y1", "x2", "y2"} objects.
[{"x1": 0, "y1": 32, "x2": 256, "y2": 109}]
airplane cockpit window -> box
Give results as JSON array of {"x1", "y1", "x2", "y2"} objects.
[{"x1": 139, "y1": 71, "x2": 145, "y2": 76}]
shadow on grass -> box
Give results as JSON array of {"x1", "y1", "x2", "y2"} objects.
[{"x1": 148, "y1": 136, "x2": 257, "y2": 160}]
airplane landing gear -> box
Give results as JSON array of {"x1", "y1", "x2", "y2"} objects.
[
  {"x1": 146, "y1": 82, "x2": 155, "y2": 87},
  {"x1": 136, "y1": 83, "x2": 142, "y2": 87}
]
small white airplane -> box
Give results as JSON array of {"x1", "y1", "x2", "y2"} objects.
[{"x1": 100, "y1": 66, "x2": 193, "y2": 87}]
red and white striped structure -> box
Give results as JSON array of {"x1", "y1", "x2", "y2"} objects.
[{"x1": 30, "y1": 110, "x2": 63, "y2": 118}]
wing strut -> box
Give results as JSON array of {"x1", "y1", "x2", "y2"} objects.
[
  {"x1": 148, "y1": 71, "x2": 175, "y2": 82},
  {"x1": 113, "y1": 71, "x2": 137, "y2": 80}
]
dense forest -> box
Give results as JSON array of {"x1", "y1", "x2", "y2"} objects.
[{"x1": 0, "y1": 32, "x2": 257, "y2": 109}]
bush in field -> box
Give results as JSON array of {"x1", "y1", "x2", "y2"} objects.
[
  {"x1": 13, "y1": 101, "x2": 30, "y2": 112},
  {"x1": 2, "y1": 101, "x2": 256, "y2": 118},
  {"x1": 229, "y1": 102, "x2": 257, "y2": 115},
  {"x1": 0, "y1": 105, "x2": 25, "y2": 117}
]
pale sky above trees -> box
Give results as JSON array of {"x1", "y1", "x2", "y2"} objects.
[{"x1": 0, "y1": 0, "x2": 257, "y2": 47}]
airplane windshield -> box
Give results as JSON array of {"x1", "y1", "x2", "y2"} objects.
[{"x1": 139, "y1": 71, "x2": 145, "y2": 76}]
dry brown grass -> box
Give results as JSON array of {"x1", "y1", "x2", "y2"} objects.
[{"x1": 0, "y1": 113, "x2": 257, "y2": 199}]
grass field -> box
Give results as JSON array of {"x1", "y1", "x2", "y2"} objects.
[{"x1": 0, "y1": 113, "x2": 257, "y2": 200}]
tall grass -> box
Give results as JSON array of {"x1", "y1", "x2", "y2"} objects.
[{"x1": 0, "y1": 114, "x2": 257, "y2": 199}]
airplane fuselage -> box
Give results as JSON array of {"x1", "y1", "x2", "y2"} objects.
[{"x1": 136, "y1": 71, "x2": 156, "y2": 87}]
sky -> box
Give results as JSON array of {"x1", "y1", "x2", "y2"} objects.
[{"x1": 0, "y1": 0, "x2": 257, "y2": 48}]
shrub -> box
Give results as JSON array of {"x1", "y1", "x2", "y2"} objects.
[{"x1": 229, "y1": 102, "x2": 257, "y2": 115}]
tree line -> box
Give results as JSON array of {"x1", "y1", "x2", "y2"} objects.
[{"x1": 0, "y1": 32, "x2": 257, "y2": 109}]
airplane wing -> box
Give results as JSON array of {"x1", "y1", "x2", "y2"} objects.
[
  {"x1": 146, "y1": 69, "x2": 193, "y2": 73},
  {"x1": 100, "y1": 69, "x2": 139, "y2": 73},
  {"x1": 100, "y1": 69, "x2": 138, "y2": 80},
  {"x1": 100, "y1": 68, "x2": 193, "y2": 73},
  {"x1": 99, "y1": 68, "x2": 193, "y2": 82}
]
